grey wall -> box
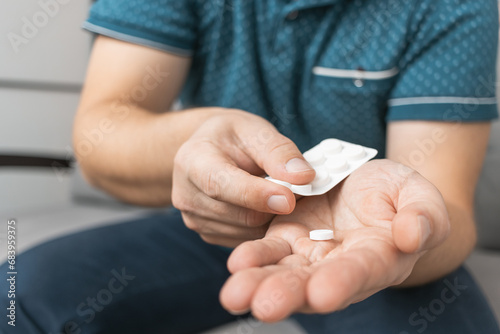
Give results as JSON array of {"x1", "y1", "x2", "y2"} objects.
[{"x1": 0, "y1": 0, "x2": 92, "y2": 213}]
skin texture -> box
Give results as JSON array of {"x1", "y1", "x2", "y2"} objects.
[
  {"x1": 74, "y1": 37, "x2": 314, "y2": 245},
  {"x1": 220, "y1": 160, "x2": 448, "y2": 321},
  {"x1": 74, "y1": 37, "x2": 491, "y2": 322},
  {"x1": 172, "y1": 111, "x2": 317, "y2": 247},
  {"x1": 220, "y1": 122, "x2": 490, "y2": 321}
]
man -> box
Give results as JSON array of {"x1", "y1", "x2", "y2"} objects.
[{"x1": 2, "y1": 0, "x2": 499, "y2": 333}]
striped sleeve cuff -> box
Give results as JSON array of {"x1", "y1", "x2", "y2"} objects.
[
  {"x1": 386, "y1": 96, "x2": 498, "y2": 122},
  {"x1": 82, "y1": 20, "x2": 194, "y2": 57}
]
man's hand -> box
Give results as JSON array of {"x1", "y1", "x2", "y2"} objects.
[
  {"x1": 220, "y1": 160, "x2": 450, "y2": 322},
  {"x1": 172, "y1": 110, "x2": 315, "y2": 247}
]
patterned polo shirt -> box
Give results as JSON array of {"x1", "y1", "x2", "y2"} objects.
[{"x1": 83, "y1": 0, "x2": 499, "y2": 156}]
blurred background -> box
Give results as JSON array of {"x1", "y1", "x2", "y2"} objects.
[
  {"x1": 0, "y1": 1, "x2": 499, "y2": 332},
  {"x1": 0, "y1": 0, "x2": 91, "y2": 213}
]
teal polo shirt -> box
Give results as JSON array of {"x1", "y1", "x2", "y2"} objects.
[{"x1": 83, "y1": 0, "x2": 499, "y2": 156}]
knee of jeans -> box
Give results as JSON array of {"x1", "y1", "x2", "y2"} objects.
[
  {"x1": 0, "y1": 253, "x2": 95, "y2": 334},
  {"x1": 0, "y1": 260, "x2": 50, "y2": 333}
]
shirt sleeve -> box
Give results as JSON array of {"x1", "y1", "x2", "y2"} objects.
[
  {"x1": 387, "y1": 0, "x2": 499, "y2": 122},
  {"x1": 82, "y1": 0, "x2": 197, "y2": 56}
]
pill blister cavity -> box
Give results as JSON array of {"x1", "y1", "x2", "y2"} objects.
[
  {"x1": 311, "y1": 170, "x2": 331, "y2": 188},
  {"x1": 320, "y1": 139, "x2": 343, "y2": 156},
  {"x1": 264, "y1": 138, "x2": 377, "y2": 196},
  {"x1": 342, "y1": 145, "x2": 366, "y2": 161},
  {"x1": 291, "y1": 184, "x2": 312, "y2": 193},
  {"x1": 267, "y1": 178, "x2": 292, "y2": 189},
  {"x1": 303, "y1": 149, "x2": 325, "y2": 167},
  {"x1": 326, "y1": 157, "x2": 349, "y2": 173}
]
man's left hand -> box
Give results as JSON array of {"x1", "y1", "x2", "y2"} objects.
[{"x1": 220, "y1": 159, "x2": 450, "y2": 322}]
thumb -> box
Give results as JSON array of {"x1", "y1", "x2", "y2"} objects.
[
  {"x1": 392, "y1": 201, "x2": 450, "y2": 254},
  {"x1": 238, "y1": 125, "x2": 316, "y2": 185}
]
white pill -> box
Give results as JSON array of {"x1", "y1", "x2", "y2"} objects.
[
  {"x1": 262, "y1": 138, "x2": 377, "y2": 197},
  {"x1": 309, "y1": 229, "x2": 334, "y2": 241},
  {"x1": 291, "y1": 184, "x2": 312, "y2": 193},
  {"x1": 342, "y1": 145, "x2": 366, "y2": 161},
  {"x1": 266, "y1": 177, "x2": 292, "y2": 189},
  {"x1": 320, "y1": 139, "x2": 343, "y2": 156},
  {"x1": 311, "y1": 170, "x2": 331, "y2": 188},
  {"x1": 326, "y1": 157, "x2": 349, "y2": 173},
  {"x1": 303, "y1": 149, "x2": 325, "y2": 166}
]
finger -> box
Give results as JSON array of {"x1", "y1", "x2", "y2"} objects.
[
  {"x1": 220, "y1": 266, "x2": 282, "y2": 314},
  {"x1": 392, "y1": 200, "x2": 450, "y2": 254},
  {"x1": 227, "y1": 238, "x2": 292, "y2": 273},
  {"x1": 174, "y1": 141, "x2": 297, "y2": 215},
  {"x1": 199, "y1": 234, "x2": 251, "y2": 248},
  {"x1": 190, "y1": 156, "x2": 297, "y2": 214},
  {"x1": 251, "y1": 266, "x2": 311, "y2": 322},
  {"x1": 307, "y1": 246, "x2": 407, "y2": 313},
  {"x1": 233, "y1": 121, "x2": 316, "y2": 185},
  {"x1": 182, "y1": 212, "x2": 269, "y2": 239},
  {"x1": 188, "y1": 192, "x2": 274, "y2": 227},
  {"x1": 307, "y1": 256, "x2": 367, "y2": 313}
]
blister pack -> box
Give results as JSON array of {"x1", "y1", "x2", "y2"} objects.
[{"x1": 266, "y1": 138, "x2": 378, "y2": 196}]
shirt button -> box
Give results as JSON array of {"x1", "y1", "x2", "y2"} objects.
[
  {"x1": 353, "y1": 79, "x2": 364, "y2": 87},
  {"x1": 286, "y1": 10, "x2": 299, "y2": 20}
]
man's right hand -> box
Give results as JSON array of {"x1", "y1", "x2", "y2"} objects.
[
  {"x1": 74, "y1": 36, "x2": 314, "y2": 245},
  {"x1": 172, "y1": 110, "x2": 315, "y2": 247}
]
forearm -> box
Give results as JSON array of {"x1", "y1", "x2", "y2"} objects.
[
  {"x1": 73, "y1": 105, "x2": 228, "y2": 206},
  {"x1": 387, "y1": 121, "x2": 489, "y2": 287},
  {"x1": 399, "y1": 201, "x2": 476, "y2": 287}
]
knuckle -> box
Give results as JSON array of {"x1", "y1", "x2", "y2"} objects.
[
  {"x1": 240, "y1": 209, "x2": 270, "y2": 227},
  {"x1": 237, "y1": 179, "x2": 267, "y2": 212},
  {"x1": 200, "y1": 235, "x2": 219, "y2": 246},
  {"x1": 181, "y1": 214, "x2": 197, "y2": 231},
  {"x1": 238, "y1": 183, "x2": 252, "y2": 210},
  {"x1": 198, "y1": 165, "x2": 230, "y2": 200},
  {"x1": 170, "y1": 190, "x2": 184, "y2": 210},
  {"x1": 182, "y1": 213, "x2": 202, "y2": 233},
  {"x1": 201, "y1": 166, "x2": 234, "y2": 201},
  {"x1": 239, "y1": 209, "x2": 254, "y2": 227},
  {"x1": 171, "y1": 190, "x2": 194, "y2": 212},
  {"x1": 207, "y1": 200, "x2": 232, "y2": 218},
  {"x1": 266, "y1": 135, "x2": 296, "y2": 156},
  {"x1": 173, "y1": 151, "x2": 182, "y2": 169},
  {"x1": 173, "y1": 144, "x2": 189, "y2": 170},
  {"x1": 201, "y1": 171, "x2": 222, "y2": 200}
]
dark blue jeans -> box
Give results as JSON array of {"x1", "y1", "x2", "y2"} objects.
[{"x1": 1, "y1": 210, "x2": 499, "y2": 334}]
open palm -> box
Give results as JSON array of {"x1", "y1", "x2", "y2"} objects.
[{"x1": 220, "y1": 160, "x2": 450, "y2": 322}]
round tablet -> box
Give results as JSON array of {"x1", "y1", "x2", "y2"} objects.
[
  {"x1": 342, "y1": 145, "x2": 366, "y2": 161},
  {"x1": 309, "y1": 229, "x2": 334, "y2": 241},
  {"x1": 326, "y1": 157, "x2": 349, "y2": 173},
  {"x1": 303, "y1": 149, "x2": 325, "y2": 166},
  {"x1": 311, "y1": 170, "x2": 331, "y2": 188},
  {"x1": 291, "y1": 184, "x2": 312, "y2": 194},
  {"x1": 320, "y1": 139, "x2": 343, "y2": 156}
]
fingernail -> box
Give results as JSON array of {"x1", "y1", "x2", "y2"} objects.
[
  {"x1": 228, "y1": 308, "x2": 250, "y2": 315},
  {"x1": 286, "y1": 158, "x2": 313, "y2": 173},
  {"x1": 267, "y1": 195, "x2": 290, "y2": 213},
  {"x1": 418, "y1": 215, "x2": 431, "y2": 250}
]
